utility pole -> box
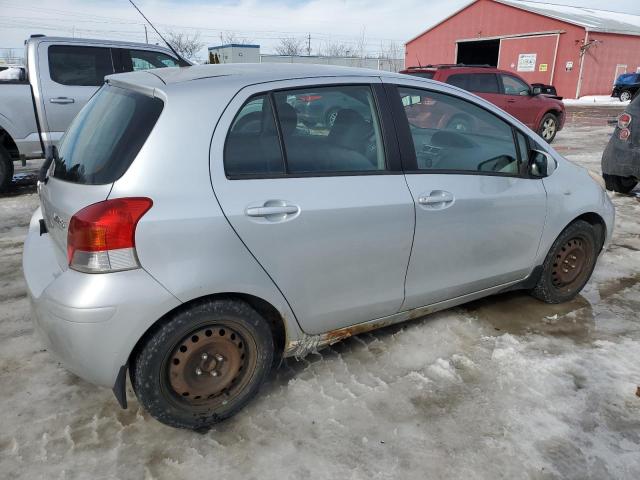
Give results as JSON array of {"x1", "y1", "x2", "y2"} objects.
[
  {"x1": 307, "y1": 34, "x2": 311, "y2": 56},
  {"x1": 144, "y1": 24, "x2": 148, "y2": 43}
]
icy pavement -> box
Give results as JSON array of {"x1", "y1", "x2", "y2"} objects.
[{"x1": 1, "y1": 108, "x2": 639, "y2": 479}]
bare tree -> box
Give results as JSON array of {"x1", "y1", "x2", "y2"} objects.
[
  {"x1": 379, "y1": 40, "x2": 403, "y2": 72},
  {"x1": 275, "y1": 37, "x2": 305, "y2": 56},
  {"x1": 219, "y1": 31, "x2": 254, "y2": 45},
  {"x1": 317, "y1": 41, "x2": 352, "y2": 57},
  {"x1": 165, "y1": 31, "x2": 205, "y2": 62}
]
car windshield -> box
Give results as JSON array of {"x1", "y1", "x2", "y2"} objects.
[{"x1": 53, "y1": 85, "x2": 163, "y2": 184}]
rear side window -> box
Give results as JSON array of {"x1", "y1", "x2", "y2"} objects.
[
  {"x1": 53, "y1": 85, "x2": 163, "y2": 184},
  {"x1": 224, "y1": 95, "x2": 284, "y2": 176},
  {"x1": 468, "y1": 73, "x2": 499, "y2": 93},
  {"x1": 49, "y1": 45, "x2": 114, "y2": 86},
  {"x1": 272, "y1": 85, "x2": 385, "y2": 173},
  {"x1": 408, "y1": 72, "x2": 435, "y2": 79},
  {"x1": 446, "y1": 74, "x2": 468, "y2": 90},
  {"x1": 128, "y1": 50, "x2": 179, "y2": 71}
]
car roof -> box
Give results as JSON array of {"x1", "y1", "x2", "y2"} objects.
[
  {"x1": 106, "y1": 63, "x2": 405, "y2": 90},
  {"x1": 403, "y1": 65, "x2": 510, "y2": 74},
  {"x1": 26, "y1": 35, "x2": 175, "y2": 53}
]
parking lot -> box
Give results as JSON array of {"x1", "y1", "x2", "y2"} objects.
[{"x1": 0, "y1": 105, "x2": 639, "y2": 479}]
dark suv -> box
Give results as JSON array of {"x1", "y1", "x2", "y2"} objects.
[
  {"x1": 400, "y1": 65, "x2": 565, "y2": 143},
  {"x1": 602, "y1": 94, "x2": 639, "y2": 193},
  {"x1": 612, "y1": 73, "x2": 640, "y2": 103}
]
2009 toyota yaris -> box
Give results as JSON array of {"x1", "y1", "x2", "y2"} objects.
[{"x1": 23, "y1": 64, "x2": 614, "y2": 430}]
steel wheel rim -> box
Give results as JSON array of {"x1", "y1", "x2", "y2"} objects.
[
  {"x1": 166, "y1": 324, "x2": 254, "y2": 407},
  {"x1": 542, "y1": 118, "x2": 556, "y2": 139},
  {"x1": 551, "y1": 236, "x2": 593, "y2": 291}
]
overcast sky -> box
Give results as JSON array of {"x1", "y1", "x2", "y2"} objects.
[{"x1": 1, "y1": 0, "x2": 640, "y2": 60}]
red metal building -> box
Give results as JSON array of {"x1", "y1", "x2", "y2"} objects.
[{"x1": 405, "y1": 0, "x2": 640, "y2": 98}]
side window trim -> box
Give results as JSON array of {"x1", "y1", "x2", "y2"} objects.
[
  {"x1": 386, "y1": 83, "x2": 528, "y2": 178},
  {"x1": 225, "y1": 82, "x2": 402, "y2": 180}
]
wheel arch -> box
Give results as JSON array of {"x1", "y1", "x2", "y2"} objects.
[
  {"x1": 572, "y1": 212, "x2": 607, "y2": 251},
  {"x1": 0, "y1": 127, "x2": 19, "y2": 160},
  {"x1": 128, "y1": 292, "x2": 288, "y2": 371}
]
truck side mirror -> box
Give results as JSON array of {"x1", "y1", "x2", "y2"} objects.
[{"x1": 531, "y1": 86, "x2": 542, "y2": 96}]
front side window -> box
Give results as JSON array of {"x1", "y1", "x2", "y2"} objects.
[
  {"x1": 48, "y1": 45, "x2": 113, "y2": 86},
  {"x1": 128, "y1": 50, "x2": 179, "y2": 71},
  {"x1": 446, "y1": 74, "x2": 468, "y2": 90},
  {"x1": 398, "y1": 87, "x2": 520, "y2": 174},
  {"x1": 501, "y1": 75, "x2": 530, "y2": 96},
  {"x1": 272, "y1": 85, "x2": 385, "y2": 174},
  {"x1": 224, "y1": 95, "x2": 284, "y2": 176},
  {"x1": 53, "y1": 85, "x2": 163, "y2": 184}
]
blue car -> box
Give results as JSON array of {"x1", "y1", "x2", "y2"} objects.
[{"x1": 612, "y1": 73, "x2": 640, "y2": 102}]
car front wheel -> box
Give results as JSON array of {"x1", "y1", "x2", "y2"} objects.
[
  {"x1": 531, "y1": 220, "x2": 600, "y2": 304},
  {"x1": 131, "y1": 298, "x2": 274, "y2": 430},
  {"x1": 538, "y1": 113, "x2": 559, "y2": 143}
]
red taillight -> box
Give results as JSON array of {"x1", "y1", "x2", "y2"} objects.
[
  {"x1": 618, "y1": 113, "x2": 632, "y2": 129},
  {"x1": 297, "y1": 95, "x2": 322, "y2": 103},
  {"x1": 67, "y1": 197, "x2": 153, "y2": 272},
  {"x1": 619, "y1": 128, "x2": 631, "y2": 141}
]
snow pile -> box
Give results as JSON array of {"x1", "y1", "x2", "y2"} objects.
[{"x1": 564, "y1": 96, "x2": 630, "y2": 106}]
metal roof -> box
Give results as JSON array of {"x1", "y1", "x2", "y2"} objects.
[{"x1": 495, "y1": 0, "x2": 640, "y2": 35}]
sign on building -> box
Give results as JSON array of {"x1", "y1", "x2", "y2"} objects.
[{"x1": 517, "y1": 53, "x2": 537, "y2": 72}]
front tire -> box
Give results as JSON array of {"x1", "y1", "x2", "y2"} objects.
[
  {"x1": 0, "y1": 145, "x2": 14, "y2": 193},
  {"x1": 131, "y1": 298, "x2": 274, "y2": 430},
  {"x1": 538, "y1": 113, "x2": 559, "y2": 143},
  {"x1": 531, "y1": 220, "x2": 600, "y2": 304},
  {"x1": 603, "y1": 174, "x2": 637, "y2": 194}
]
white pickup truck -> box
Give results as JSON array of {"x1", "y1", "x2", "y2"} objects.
[{"x1": 0, "y1": 35, "x2": 187, "y2": 191}]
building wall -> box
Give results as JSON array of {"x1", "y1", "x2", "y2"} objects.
[
  {"x1": 405, "y1": 0, "x2": 590, "y2": 98},
  {"x1": 579, "y1": 32, "x2": 640, "y2": 97},
  {"x1": 497, "y1": 34, "x2": 559, "y2": 85}
]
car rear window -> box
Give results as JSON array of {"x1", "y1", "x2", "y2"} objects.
[{"x1": 53, "y1": 85, "x2": 163, "y2": 184}]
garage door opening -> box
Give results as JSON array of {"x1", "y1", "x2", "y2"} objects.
[{"x1": 457, "y1": 39, "x2": 500, "y2": 66}]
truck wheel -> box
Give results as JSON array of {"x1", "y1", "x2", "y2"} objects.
[
  {"x1": 131, "y1": 298, "x2": 274, "y2": 430},
  {"x1": 620, "y1": 90, "x2": 632, "y2": 102},
  {"x1": 0, "y1": 145, "x2": 14, "y2": 193},
  {"x1": 603, "y1": 174, "x2": 637, "y2": 194},
  {"x1": 530, "y1": 220, "x2": 600, "y2": 304},
  {"x1": 538, "y1": 113, "x2": 559, "y2": 143}
]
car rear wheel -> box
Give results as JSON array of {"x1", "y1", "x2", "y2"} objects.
[
  {"x1": 0, "y1": 145, "x2": 14, "y2": 193},
  {"x1": 538, "y1": 113, "x2": 559, "y2": 143},
  {"x1": 603, "y1": 174, "x2": 637, "y2": 194},
  {"x1": 530, "y1": 220, "x2": 600, "y2": 304},
  {"x1": 131, "y1": 298, "x2": 274, "y2": 430},
  {"x1": 620, "y1": 90, "x2": 632, "y2": 102}
]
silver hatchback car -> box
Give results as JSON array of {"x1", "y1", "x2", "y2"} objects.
[{"x1": 24, "y1": 64, "x2": 614, "y2": 430}]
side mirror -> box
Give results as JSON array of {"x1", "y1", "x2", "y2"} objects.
[
  {"x1": 529, "y1": 149, "x2": 556, "y2": 177},
  {"x1": 531, "y1": 86, "x2": 542, "y2": 96}
]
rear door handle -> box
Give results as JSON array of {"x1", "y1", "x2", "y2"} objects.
[
  {"x1": 507, "y1": 99, "x2": 516, "y2": 104},
  {"x1": 418, "y1": 190, "x2": 455, "y2": 209},
  {"x1": 50, "y1": 97, "x2": 75, "y2": 104},
  {"x1": 246, "y1": 205, "x2": 299, "y2": 217}
]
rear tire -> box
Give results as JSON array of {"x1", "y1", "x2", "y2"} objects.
[
  {"x1": 603, "y1": 174, "x2": 637, "y2": 194},
  {"x1": 131, "y1": 298, "x2": 274, "y2": 430},
  {"x1": 538, "y1": 113, "x2": 559, "y2": 143},
  {"x1": 530, "y1": 220, "x2": 600, "y2": 304},
  {"x1": 0, "y1": 145, "x2": 14, "y2": 193},
  {"x1": 620, "y1": 90, "x2": 632, "y2": 102}
]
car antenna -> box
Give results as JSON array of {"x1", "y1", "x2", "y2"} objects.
[{"x1": 128, "y1": 0, "x2": 190, "y2": 66}]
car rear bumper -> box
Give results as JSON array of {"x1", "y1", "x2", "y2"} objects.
[
  {"x1": 23, "y1": 207, "x2": 181, "y2": 389},
  {"x1": 602, "y1": 135, "x2": 640, "y2": 178}
]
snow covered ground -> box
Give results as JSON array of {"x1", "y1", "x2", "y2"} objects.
[
  {"x1": 563, "y1": 95, "x2": 630, "y2": 107},
  {"x1": 1, "y1": 108, "x2": 639, "y2": 479}
]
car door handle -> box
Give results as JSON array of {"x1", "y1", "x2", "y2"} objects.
[
  {"x1": 245, "y1": 201, "x2": 300, "y2": 219},
  {"x1": 50, "y1": 97, "x2": 75, "y2": 104},
  {"x1": 506, "y1": 99, "x2": 516, "y2": 103},
  {"x1": 418, "y1": 191, "x2": 455, "y2": 208}
]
